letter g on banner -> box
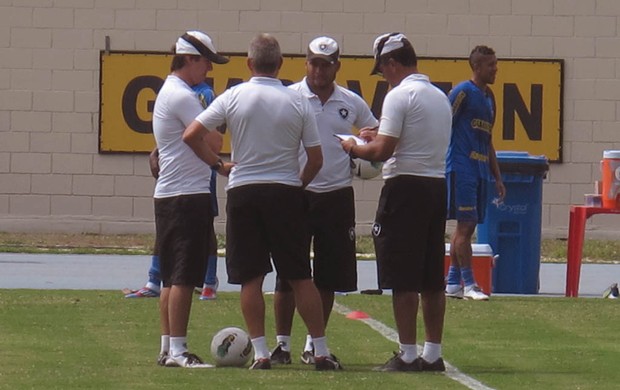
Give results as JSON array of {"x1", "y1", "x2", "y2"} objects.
[{"x1": 122, "y1": 76, "x2": 164, "y2": 134}]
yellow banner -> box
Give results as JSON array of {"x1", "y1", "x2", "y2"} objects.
[{"x1": 100, "y1": 52, "x2": 563, "y2": 161}]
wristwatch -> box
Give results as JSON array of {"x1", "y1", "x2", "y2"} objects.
[
  {"x1": 348, "y1": 145, "x2": 357, "y2": 159},
  {"x1": 210, "y1": 158, "x2": 223, "y2": 171}
]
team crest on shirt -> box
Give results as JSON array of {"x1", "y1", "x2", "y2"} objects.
[
  {"x1": 348, "y1": 227, "x2": 356, "y2": 241},
  {"x1": 372, "y1": 223, "x2": 381, "y2": 237},
  {"x1": 339, "y1": 108, "x2": 349, "y2": 119}
]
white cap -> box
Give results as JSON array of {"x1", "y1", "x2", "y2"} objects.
[
  {"x1": 307, "y1": 36, "x2": 340, "y2": 64},
  {"x1": 175, "y1": 31, "x2": 229, "y2": 64},
  {"x1": 371, "y1": 33, "x2": 412, "y2": 75},
  {"x1": 373, "y1": 33, "x2": 408, "y2": 57}
]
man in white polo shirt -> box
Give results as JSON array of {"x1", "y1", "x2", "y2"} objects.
[
  {"x1": 340, "y1": 33, "x2": 452, "y2": 372},
  {"x1": 183, "y1": 33, "x2": 341, "y2": 371},
  {"x1": 152, "y1": 30, "x2": 228, "y2": 368},
  {"x1": 270, "y1": 36, "x2": 378, "y2": 366}
]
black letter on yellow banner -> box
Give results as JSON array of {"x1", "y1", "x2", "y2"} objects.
[
  {"x1": 122, "y1": 76, "x2": 164, "y2": 135},
  {"x1": 503, "y1": 84, "x2": 543, "y2": 141}
]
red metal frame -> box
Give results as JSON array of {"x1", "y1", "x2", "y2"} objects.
[{"x1": 565, "y1": 206, "x2": 620, "y2": 297}]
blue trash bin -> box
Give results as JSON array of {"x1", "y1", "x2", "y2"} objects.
[{"x1": 476, "y1": 151, "x2": 549, "y2": 294}]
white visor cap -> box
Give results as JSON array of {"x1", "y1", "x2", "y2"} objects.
[{"x1": 175, "y1": 31, "x2": 229, "y2": 64}]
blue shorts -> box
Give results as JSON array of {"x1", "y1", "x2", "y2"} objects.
[{"x1": 446, "y1": 171, "x2": 487, "y2": 223}]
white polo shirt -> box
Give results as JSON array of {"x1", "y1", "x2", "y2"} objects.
[
  {"x1": 152, "y1": 75, "x2": 211, "y2": 198},
  {"x1": 290, "y1": 78, "x2": 378, "y2": 193},
  {"x1": 378, "y1": 73, "x2": 452, "y2": 179},
  {"x1": 195, "y1": 77, "x2": 321, "y2": 190}
]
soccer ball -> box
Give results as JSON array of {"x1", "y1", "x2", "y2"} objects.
[
  {"x1": 210, "y1": 327, "x2": 253, "y2": 367},
  {"x1": 352, "y1": 158, "x2": 383, "y2": 180}
]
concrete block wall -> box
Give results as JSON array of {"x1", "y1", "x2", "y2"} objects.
[{"x1": 1, "y1": 0, "x2": 620, "y2": 237}]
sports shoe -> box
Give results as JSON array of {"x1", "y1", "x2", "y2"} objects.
[
  {"x1": 270, "y1": 342, "x2": 292, "y2": 365},
  {"x1": 199, "y1": 277, "x2": 218, "y2": 300},
  {"x1": 374, "y1": 352, "x2": 421, "y2": 372},
  {"x1": 165, "y1": 352, "x2": 213, "y2": 368},
  {"x1": 157, "y1": 352, "x2": 170, "y2": 366},
  {"x1": 125, "y1": 287, "x2": 159, "y2": 298},
  {"x1": 445, "y1": 284, "x2": 464, "y2": 299},
  {"x1": 249, "y1": 358, "x2": 271, "y2": 370},
  {"x1": 420, "y1": 357, "x2": 445, "y2": 372},
  {"x1": 199, "y1": 286, "x2": 217, "y2": 300},
  {"x1": 603, "y1": 283, "x2": 619, "y2": 299},
  {"x1": 315, "y1": 354, "x2": 343, "y2": 371},
  {"x1": 463, "y1": 284, "x2": 489, "y2": 301},
  {"x1": 300, "y1": 348, "x2": 315, "y2": 365}
]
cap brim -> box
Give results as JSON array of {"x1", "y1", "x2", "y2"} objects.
[
  {"x1": 307, "y1": 53, "x2": 336, "y2": 64},
  {"x1": 370, "y1": 58, "x2": 381, "y2": 75},
  {"x1": 207, "y1": 52, "x2": 229, "y2": 64}
]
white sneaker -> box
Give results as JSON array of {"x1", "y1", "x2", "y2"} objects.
[
  {"x1": 445, "y1": 284, "x2": 463, "y2": 299},
  {"x1": 463, "y1": 285, "x2": 489, "y2": 301},
  {"x1": 165, "y1": 352, "x2": 215, "y2": 368}
]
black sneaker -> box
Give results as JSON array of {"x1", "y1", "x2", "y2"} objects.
[
  {"x1": 270, "y1": 342, "x2": 292, "y2": 365},
  {"x1": 315, "y1": 354, "x2": 342, "y2": 371},
  {"x1": 300, "y1": 348, "x2": 315, "y2": 365},
  {"x1": 249, "y1": 358, "x2": 271, "y2": 370},
  {"x1": 420, "y1": 357, "x2": 445, "y2": 372},
  {"x1": 157, "y1": 352, "x2": 169, "y2": 366},
  {"x1": 374, "y1": 352, "x2": 422, "y2": 372},
  {"x1": 604, "y1": 283, "x2": 619, "y2": 299}
]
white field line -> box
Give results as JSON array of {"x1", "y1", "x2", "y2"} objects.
[{"x1": 333, "y1": 302, "x2": 495, "y2": 390}]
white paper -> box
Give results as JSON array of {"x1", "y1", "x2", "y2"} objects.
[{"x1": 334, "y1": 134, "x2": 366, "y2": 145}]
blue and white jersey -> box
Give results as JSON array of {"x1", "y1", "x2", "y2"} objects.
[
  {"x1": 193, "y1": 81, "x2": 218, "y2": 216},
  {"x1": 192, "y1": 82, "x2": 215, "y2": 109},
  {"x1": 446, "y1": 80, "x2": 495, "y2": 180}
]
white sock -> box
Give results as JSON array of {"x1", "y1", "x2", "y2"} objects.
[
  {"x1": 251, "y1": 336, "x2": 270, "y2": 360},
  {"x1": 312, "y1": 336, "x2": 329, "y2": 357},
  {"x1": 160, "y1": 335, "x2": 170, "y2": 354},
  {"x1": 170, "y1": 336, "x2": 188, "y2": 357},
  {"x1": 276, "y1": 335, "x2": 291, "y2": 351},
  {"x1": 421, "y1": 341, "x2": 442, "y2": 363},
  {"x1": 399, "y1": 343, "x2": 418, "y2": 363},
  {"x1": 145, "y1": 282, "x2": 160, "y2": 292},
  {"x1": 304, "y1": 334, "x2": 313, "y2": 352}
]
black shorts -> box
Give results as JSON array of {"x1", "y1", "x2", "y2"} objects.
[
  {"x1": 276, "y1": 187, "x2": 357, "y2": 293},
  {"x1": 372, "y1": 175, "x2": 447, "y2": 292},
  {"x1": 225, "y1": 184, "x2": 311, "y2": 285},
  {"x1": 154, "y1": 193, "x2": 214, "y2": 288},
  {"x1": 152, "y1": 211, "x2": 215, "y2": 257}
]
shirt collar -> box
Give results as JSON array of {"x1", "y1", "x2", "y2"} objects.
[
  {"x1": 300, "y1": 77, "x2": 342, "y2": 102},
  {"x1": 249, "y1": 76, "x2": 283, "y2": 85},
  {"x1": 401, "y1": 73, "x2": 430, "y2": 84}
]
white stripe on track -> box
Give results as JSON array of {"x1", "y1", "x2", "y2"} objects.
[{"x1": 333, "y1": 302, "x2": 495, "y2": 390}]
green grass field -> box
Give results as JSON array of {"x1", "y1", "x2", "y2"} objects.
[{"x1": 1, "y1": 290, "x2": 618, "y2": 389}]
